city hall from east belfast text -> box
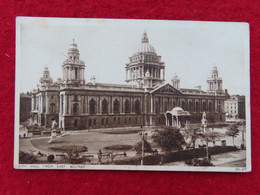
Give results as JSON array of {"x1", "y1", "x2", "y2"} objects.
[{"x1": 30, "y1": 32, "x2": 228, "y2": 130}]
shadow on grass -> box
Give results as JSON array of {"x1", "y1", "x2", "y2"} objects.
[{"x1": 100, "y1": 129, "x2": 142, "y2": 135}]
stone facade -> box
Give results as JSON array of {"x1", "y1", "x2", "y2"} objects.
[
  {"x1": 31, "y1": 32, "x2": 228, "y2": 130},
  {"x1": 224, "y1": 95, "x2": 245, "y2": 119},
  {"x1": 20, "y1": 93, "x2": 31, "y2": 122}
]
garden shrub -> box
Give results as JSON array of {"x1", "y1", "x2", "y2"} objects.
[
  {"x1": 47, "y1": 154, "x2": 55, "y2": 162},
  {"x1": 19, "y1": 151, "x2": 38, "y2": 164},
  {"x1": 103, "y1": 145, "x2": 133, "y2": 150},
  {"x1": 113, "y1": 146, "x2": 238, "y2": 165}
]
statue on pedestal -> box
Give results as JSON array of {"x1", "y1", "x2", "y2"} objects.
[{"x1": 48, "y1": 119, "x2": 58, "y2": 144}]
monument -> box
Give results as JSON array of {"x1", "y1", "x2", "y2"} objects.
[{"x1": 48, "y1": 119, "x2": 58, "y2": 144}]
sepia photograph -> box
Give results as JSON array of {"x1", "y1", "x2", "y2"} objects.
[{"x1": 14, "y1": 17, "x2": 251, "y2": 172}]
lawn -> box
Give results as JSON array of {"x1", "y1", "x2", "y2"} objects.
[{"x1": 30, "y1": 130, "x2": 147, "y2": 156}]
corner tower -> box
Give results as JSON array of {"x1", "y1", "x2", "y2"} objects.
[
  {"x1": 207, "y1": 66, "x2": 223, "y2": 93},
  {"x1": 62, "y1": 39, "x2": 86, "y2": 87},
  {"x1": 125, "y1": 32, "x2": 165, "y2": 87},
  {"x1": 171, "y1": 74, "x2": 180, "y2": 90},
  {"x1": 39, "y1": 66, "x2": 53, "y2": 86}
]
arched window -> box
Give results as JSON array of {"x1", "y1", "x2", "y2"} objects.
[
  {"x1": 113, "y1": 99, "x2": 120, "y2": 114},
  {"x1": 102, "y1": 99, "x2": 108, "y2": 114},
  {"x1": 181, "y1": 101, "x2": 185, "y2": 110},
  {"x1": 135, "y1": 99, "x2": 140, "y2": 114},
  {"x1": 89, "y1": 99, "x2": 96, "y2": 115},
  {"x1": 203, "y1": 102, "x2": 207, "y2": 112},
  {"x1": 209, "y1": 101, "x2": 212, "y2": 112},
  {"x1": 196, "y1": 102, "x2": 200, "y2": 112},
  {"x1": 189, "y1": 101, "x2": 193, "y2": 112},
  {"x1": 50, "y1": 103, "x2": 56, "y2": 113},
  {"x1": 73, "y1": 103, "x2": 79, "y2": 114},
  {"x1": 124, "y1": 99, "x2": 130, "y2": 113}
]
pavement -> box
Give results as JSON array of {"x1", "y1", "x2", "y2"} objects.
[{"x1": 164, "y1": 150, "x2": 246, "y2": 167}]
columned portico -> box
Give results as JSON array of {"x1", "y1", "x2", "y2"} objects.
[{"x1": 165, "y1": 107, "x2": 190, "y2": 129}]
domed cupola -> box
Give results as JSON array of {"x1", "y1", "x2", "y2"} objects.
[
  {"x1": 62, "y1": 39, "x2": 86, "y2": 87},
  {"x1": 125, "y1": 31, "x2": 165, "y2": 88},
  {"x1": 67, "y1": 39, "x2": 80, "y2": 62},
  {"x1": 211, "y1": 66, "x2": 219, "y2": 78},
  {"x1": 135, "y1": 32, "x2": 157, "y2": 54}
]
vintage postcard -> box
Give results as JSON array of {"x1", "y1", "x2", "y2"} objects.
[{"x1": 14, "y1": 17, "x2": 251, "y2": 172}]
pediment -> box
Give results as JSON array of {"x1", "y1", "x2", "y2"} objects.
[{"x1": 150, "y1": 83, "x2": 182, "y2": 95}]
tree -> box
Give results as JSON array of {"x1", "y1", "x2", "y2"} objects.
[
  {"x1": 206, "y1": 131, "x2": 222, "y2": 146},
  {"x1": 183, "y1": 127, "x2": 204, "y2": 148},
  {"x1": 134, "y1": 140, "x2": 152, "y2": 154},
  {"x1": 152, "y1": 126, "x2": 186, "y2": 153},
  {"x1": 225, "y1": 124, "x2": 239, "y2": 146}
]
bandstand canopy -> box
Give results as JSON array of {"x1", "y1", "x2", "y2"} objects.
[{"x1": 166, "y1": 107, "x2": 191, "y2": 117}]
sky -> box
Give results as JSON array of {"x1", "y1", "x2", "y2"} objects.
[{"x1": 16, "y1": 17, "x2": 250, "y2": 95}]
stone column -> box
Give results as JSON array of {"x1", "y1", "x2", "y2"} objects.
[
  {"x1": 39, "y1": 96, "x2": 41, "y2": 113},
  {"x1": 120, "y1": 97, "x2": 123, "y2": 113},
  {"x1": 31, "y1": 95, "x2": 35, "y2": 111},
  {"x1": 65, "y1": 68, "x2": 67, "y2": 80},
  {"x1": 72, "y1": 68, "x2": 74, "y2": 80},
  {"x1": 41, "y1": 94, "x2": 47, "y2": 114},
  {"x1": 126, "y1": 69, "x2": 128, "y2": 80},
  {"x1": 163, "y1": 69, "x2": 165, "y2": 80},
  {"x1": 109, "y1": 96, "x2": 112, "y2": 114},
  {"x1": 78, "y1": 68, "x2": 81, "y2": 80},
  {"x1": 97, "y1": 96, "x2": 100, "y2": 114},
  {"x1": 64, "y1": 95, "x2": 68, "y2": 114},
  {"x1": 150, "y1": 96, "x2": 153, "y2": 113},
  {"x1": 59, "y1": 95, "x2": 62, "y2": 115}
]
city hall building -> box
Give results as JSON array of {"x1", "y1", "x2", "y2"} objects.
[{"x1": 30, "y1": 32, "x2": 228, "y2": 130}]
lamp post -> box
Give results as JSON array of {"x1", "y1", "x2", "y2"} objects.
[
  {"x1": 139, "y1": 128, "x2": 148, "y2": 166},
  {"x1": 241, "y1": 122, "x2": 245, "y2": 149},
  {"x1": 201, "y1": 112, "x2": 209, "y2": 160}
]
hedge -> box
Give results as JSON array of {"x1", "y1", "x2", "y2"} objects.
[{"x1": 113, "y1": 146, "x2": 238, "y2": 165}]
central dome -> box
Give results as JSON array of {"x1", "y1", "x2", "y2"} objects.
[{"x1": 134, "y1": 32, "x2": 157, "y2": 54}]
